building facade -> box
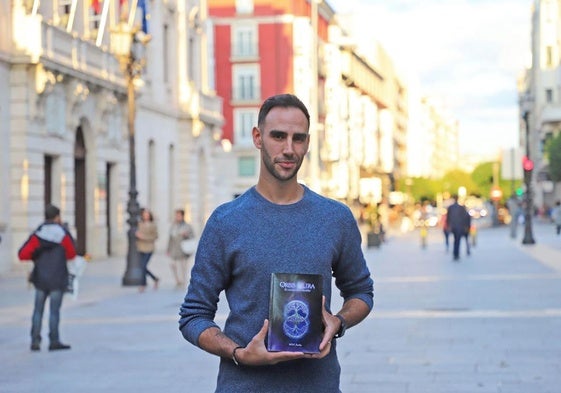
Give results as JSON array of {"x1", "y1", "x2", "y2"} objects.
[
  {"x1": 520, "y1": 0, "x2": 561, "y2": 210},
  {"x1": 208, "y1": 0, "x2": 410, "y2": 209},
  {"x1": 0, "y1": 0, "x2": 225, "y2": 273},
  {"x1": 208, "y1": 0, "x2": 334, "y2": 197}
]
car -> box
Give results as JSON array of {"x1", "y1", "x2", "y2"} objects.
[{"x1": 468, "y1": 207, "x2": 488, "y2": 219}]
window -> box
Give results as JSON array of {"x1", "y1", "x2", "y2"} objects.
[
  {"x1": 238, "y1": 156, "x2": 256, "y2": 177},
  {"x1": 236, "y1": 0, "x2": 254, "y2": 14},
  {"x1": 232, "y1": 24, "x2": 257, "y2": 58},
  {"x1": 546, "y1": 46, "x2": 553, "y2": 67},
  {"x1": 234, "y1": 109, "x2": 258, "y2": 146},
  {"x1": 57, "y1": 0, "x2": 72, "y2": 28},
  {"x1": 89, "y1": 0, "x2": 103, "y2": 38},
  {"x1": 546, "y1": 89, "x2": 553, "y2": 103},
  {"x1": 148, "y1": 140, "x2": 156, "y2": 208},
  {"x1": 44, "y1": 155, "x2": 53, "y2": 207},
  {"x1": 163, "y1": 24, "x2": 169, "y2": 84},
  {"x1": 45, "y1": 87, "x2": 66, "y2": 137},
  {"x1": 232, "y1": 64, "x2": 260, "y2": 101}
]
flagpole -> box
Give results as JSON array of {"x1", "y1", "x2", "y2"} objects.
[
  {"x1": 66, "y1": 0, "x2": 78, "y2": 32},
  {"x1": 128, "y1": 0, "x2": 139, "y2": 28},
  {"x1": 96, "y1": 0, "x2": 111, "y2": 46}
]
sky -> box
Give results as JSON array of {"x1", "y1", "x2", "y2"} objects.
[{"x1": 328, "y1": 0, "x2": 532, "y2": 160}]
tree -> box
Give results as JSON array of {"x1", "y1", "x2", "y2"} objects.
[
  {"x1": 441, "y1": 169, "x2": 478, "y2": 197},
  {"x1": 546, "y1": 132, "x2": 561, "y2": 182}
]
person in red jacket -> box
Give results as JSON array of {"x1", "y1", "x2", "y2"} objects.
[{"x1": 18, "y1": 204, "x2": 77, "y2": 351}]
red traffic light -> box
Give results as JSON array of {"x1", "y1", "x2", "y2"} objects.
[{"x1": 522, "y1": 156, "x2": 534, "y2": 171}]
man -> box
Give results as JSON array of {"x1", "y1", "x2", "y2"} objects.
[
  {"x1": 552, "y1": 200, "x2": 561, "y2": 235},
  {"x1": 166, "y1": 208, "x2": 195, "y2": 288},
  {"x1": 446, "y1": 195, "x2": 471, "y2": 261},
  {"x1": 179, "y1": 94, "x2": 374, "y2": 392},
  {"x1": 19, "y1": 204, "x2": 77, "y2": 351}
]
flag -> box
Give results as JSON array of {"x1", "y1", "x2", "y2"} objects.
[
  {"x1": 91, "y1": 0, "x2": 101, "y2": 14},
  {"x1": 138, "y1": 0, "x2": 149, "y2": 33},
  {"x1": 118, "y1": 0, "x2": 129, "y2": 21}
]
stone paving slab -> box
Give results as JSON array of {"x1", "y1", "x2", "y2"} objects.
[{"x1": 1, "y1": 220, "x2": 561, "y2": 392}]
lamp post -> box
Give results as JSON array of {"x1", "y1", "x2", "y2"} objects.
[
  {"x1": 521, "y1": 102, "x2": 535, "y2": 245},
  {"x1": 112, "y1": 22, "x2": 151, "y2": 285}
]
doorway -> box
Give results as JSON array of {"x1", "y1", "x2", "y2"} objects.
[
  {"x1": 74, "y1": 127, "x2": 87, "y2": 255},
  {"x1": 106, "y1": 162, "x2": 113, "y2": 255}
]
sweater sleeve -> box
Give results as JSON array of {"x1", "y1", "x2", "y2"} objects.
[
  {"x1": 332, "y1": 209, "x2": 374, "y2": 310},
  {"x1": 178, "y1": 214, "x2": 227, "y2": 346}
]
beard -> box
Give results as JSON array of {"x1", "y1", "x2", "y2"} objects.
[{"x1": 262, "y1": 147, "x2": 303, "y2": 182}]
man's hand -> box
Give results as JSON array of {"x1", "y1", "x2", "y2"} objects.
[
  {"x1": 318, "y1": 296, "x2": 341, "y2": 353},
  {"x1": 235, "y1": 320, "x2": 311, "y2": 366}
]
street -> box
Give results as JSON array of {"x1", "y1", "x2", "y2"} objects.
[{"x1": 1, "y1": 220, "x2": 561, "y2": 393}]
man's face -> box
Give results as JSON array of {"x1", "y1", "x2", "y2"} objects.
[{"x1": 253, "y1": 107, "x2": 310, "y2": 182}]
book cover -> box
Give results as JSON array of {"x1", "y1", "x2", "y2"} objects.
[{"x1": 267, "y1": 272, "x2": 323, "y2": 353}]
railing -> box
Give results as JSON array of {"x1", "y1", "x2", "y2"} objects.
[
  {"x1": 231, "y1": 85, "x2": 261, "y2": 103},
  {"x1": 541, "y1": 104, "x2": 561, "y2": 124},
  {"x1": 41, "y1": 21, "x2": 122, "y2": 85},
  {"x1": 231, "y1": 43, "x2": 259, "y2": 60},
  {"x1": 13, "y1": 15, "x2": 123, "y2": 88}
]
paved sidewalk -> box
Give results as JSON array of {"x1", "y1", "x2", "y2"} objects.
[{"x1": 1, "y1": 220, "x2": 560, "y2": 392}]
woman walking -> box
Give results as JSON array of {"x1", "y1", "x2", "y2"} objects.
[{"x1": 136, "y1": 208, "x2": 159, "y2": 292}]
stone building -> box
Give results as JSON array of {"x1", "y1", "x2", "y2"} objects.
[{"x1": 0, "y1": 0, "x2": 225, "y2": 273}]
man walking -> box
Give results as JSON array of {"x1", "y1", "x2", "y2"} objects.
[
  {"x1": 19, "y1": 204, "x2": 77, "y2": 351},
  {"x1": 446, "y1": 195, "x2": 471, "y2": 261},
  {"x1": 552, "y1": 201, "x2": 561, "y2": 235}
]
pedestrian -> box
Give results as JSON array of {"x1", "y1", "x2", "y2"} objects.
[
  {"x1": 167, "y1": 209, "x2": 195, "y2": 288},
  {"x1": 439, "y1": 211, "x2": 450, "y2": 252},
  {"x1": 463, "y1": 225, "x2": 471, "y2": 256},
  {"x1": 136, "y1": 208, "x2": 159, "y2": 292},
  {"x1": 552, "y1": 201, "x2": 561, "y2": 235},
  {"x1": 18, "y1": 204, "x2": 77, "y2": 351},
  {"x1": 178, "y1": 93, "x2": 374, "y2": 392},
  {"x1": 446, "y1": 195, "x2": 471, "y2": 261},
  {"x1": 506, "y1": 193, "x2": 521, "y2": 239}
]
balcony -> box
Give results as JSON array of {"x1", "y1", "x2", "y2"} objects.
[
  {"x1": 231, "y1": 85, "x2": 261, "y2": 105},
  {"x1": 231, "y1": 43, "x2": 259, "y2": 62},
  {"x1": 12, "y1": 15, "x2": 123, "y2": 91},
  {"x1": 540, "y1": 104, "x2": 561, "y2": 125},
  {"x1": 199, "y1": 91, "x2": 224, "y2": 126}
]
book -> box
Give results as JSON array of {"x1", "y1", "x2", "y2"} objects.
[{"x1": 267, "y1": 272, "x2": 323, "y2": 353}]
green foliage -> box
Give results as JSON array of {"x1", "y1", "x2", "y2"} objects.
[
  {"x1": 396, "y1": 177, "x2": 439, "y2": 202},
  {"x1": 546, "y1": 132, "x2": 561, "y2": 182},
  {"x1": 397, "y1": 161, "x2": 524, "y2": 204},
  {"x1": 441, "y1": 169, "x2": 478, "y2": 196}
]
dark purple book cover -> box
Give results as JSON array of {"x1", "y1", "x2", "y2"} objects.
[{"x1": 267, "y1": 273, "x2": 323, "y2": 353}]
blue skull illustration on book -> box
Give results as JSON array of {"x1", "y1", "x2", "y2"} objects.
[{"x1": 283, "y1": 300, "x2": 310, "y2": 339}]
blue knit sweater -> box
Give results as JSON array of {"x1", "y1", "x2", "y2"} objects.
[{"x1": 179, "y1": 186, "x2": 374, "y2": 393}]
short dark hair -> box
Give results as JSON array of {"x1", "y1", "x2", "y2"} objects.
[
  {"x1": 45, "y1": 204, "x2": 60, "y2": 220},
  {"x1": 257, "y1": 94, "x2": 310, "y2": 130}
]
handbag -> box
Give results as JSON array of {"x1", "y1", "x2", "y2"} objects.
[{"x1": 181, "y1": 238, "x2": 199, "y2": 255}]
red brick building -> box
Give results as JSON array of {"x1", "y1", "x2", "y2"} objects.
[{"x1": 209, "y1": 0, "x2": 334, "y2": 193}]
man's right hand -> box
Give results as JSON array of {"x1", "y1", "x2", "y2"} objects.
[{"x1": 234, "y1": 320, "x2": 308, "y2": 366}]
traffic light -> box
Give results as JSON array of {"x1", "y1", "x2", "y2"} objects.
[
  {"x1": 522, "y1": 156, "x2": 534, "y2": 171},
  {"x1": 516, "y1": 187, "x2": 524, "y2": 197}
]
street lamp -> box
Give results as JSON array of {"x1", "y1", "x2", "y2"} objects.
[
  {"x1": 112, "y1": 21, "x2": 151, "y2": 285},
  {"x1": 521, "y1": 95, "x2": 535, "y2": 245}
]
